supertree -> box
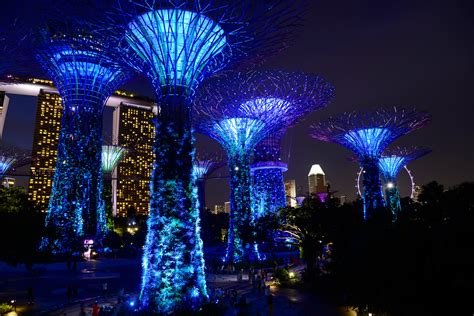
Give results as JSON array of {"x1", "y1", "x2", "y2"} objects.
[
  {"x1": 102, "y1": 145, "x2": 128, "y2": 223},
  {"x1": 106, "y1": 1, "x2": 305, "y2": 313},
  {"x1": 0, "y1": 144, "x2": 30, "y2": 180},
  {"x1": 251, "y1": 74, "x2": 334, "y2": 219},
  {"x1": 193, "y1": 157, "x2": 224, "y2": 214},
  {"x1": 102, "y1": 145, "x2": 128, "y2": 174},
  {"x1": 379, "y1": 146, "x2": 431, "y2": 219},
  {"x1": 310, "y1": 107, "x2": 431, "y2": 219},
  {"x1": 194, "y1": 70, "x2": 334, "y2": 264},
  {"x1": 35, "y1": 21, "x2": 130, "y2": 254}
]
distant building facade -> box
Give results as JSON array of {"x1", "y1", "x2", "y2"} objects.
[
  {"x1": 2, "y1": 177, "x2": 15, "y2": 188},
  {"x1": 224, "y1": 201, "x2": 231, "y2": 214},
  {"x1": 28, "y1": 90, "x2": 62, "y2": 211},
  {"x1": 113, "y1": 103, "x2": 155, "y2": 217},
  {"x1": 284, "y1": 179, "x2": 297, "y2": 207},
  {"x1": 308, "y1": 164, "x2": 326, "y2": 195},
  {"x1": 213, "y1": 204, "x2": 224, "y2": 214}
]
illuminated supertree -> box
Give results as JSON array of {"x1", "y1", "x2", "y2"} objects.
[
  {"x1": 102, "y1": 145, "x2": 127, "y2": 222},
  {"x1": 252, "y1": 74, "x2": 334, "y2": 219},
  {"x1": 195, "y1": 70, "x2": 334, "y2": 264},
  {"x1": 0, "y1": 144, "x2": 30, "y2": 180},
  {"x1": 310, "y1": 107, "x2": 431, "y2": 219},
  {"x1": 107, "y1": 1, "x2": 305, "y2": 312},
  {"x1": 102, "y1": 145, "x2": 127, "y2": 174},
  {"x1": 379, "y1": 146, "x2": 431, "y2": 219},
  {"x1": 193, "y1": 158, "x2": 223, "y2": 214},
  {"x1": 36, "y1": 21, "x2": 130, "y2": 254}
]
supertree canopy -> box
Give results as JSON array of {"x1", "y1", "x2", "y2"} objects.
[
  {"x1": 102, "y1": 145, "x2": 128, "y2": 174},
  {"x1": 379, "y1": 146, "x2": 431, "y2": 219},
  {"x1": 106, "y1": 1, "x2": 305, "y2": 313},
  {"x1": 0, "y1": 144, "x2": 31, "y2": 180},
  {"x1": 195, "y1": 70, "x2": 334, "y2": 264},
  {"x1": 193, "y1": 158, "x2": 223, "y2": 214},
  {"x1": 251, "y1": 74, "x2": 334, "y2": 219},
  {"x1": 36, "y1": 21, "x2": 130, "y2": 254},
  {"x1": 0, "y1": 157, "x2": 15, "y2": 179},
  {"x1": 310, "y1": 107, "x2": 431, "y2": 219}
]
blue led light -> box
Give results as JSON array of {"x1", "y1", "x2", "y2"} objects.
[
  {"x1": 252, "y1": 164, "x2": 287, "y2": 219},
  {"x1": 0, "y1": 157, "x2": 16, "y2": 177},
  {"x1": 102, "y1": 145, "x2": 127, "y2": 174},
  {"x1": 343, "y1": 128, "x2": 391, "y2": 159},
  {"x1": 378, "y1": 156, "x2": 407, "y2": 182},
  {"x1": 127, "y1": 9, "x2": 227, "y2": 89},
  {"x1": 37, "y1": 30, "x2": 129, "y2": 254},
  {"x1": 213, "y1": 118, "x2": 266, "y2": 153}
]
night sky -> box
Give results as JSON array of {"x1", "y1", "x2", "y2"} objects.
[{"x1": 1, "y1": 0, "x2": 473, "y2": 208}]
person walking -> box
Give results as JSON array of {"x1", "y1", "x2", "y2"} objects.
[
  {"x1": 27, "y1": 287, "x2": 34, "y2": 305},
  {"x1": 92, "y1": 301, "x2": 100, "y2": 316}
]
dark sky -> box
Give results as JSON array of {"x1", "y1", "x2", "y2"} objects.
[{"x1": 2, "y1": 0, "x2": 474, "y2": 208}]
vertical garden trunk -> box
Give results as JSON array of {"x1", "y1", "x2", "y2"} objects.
[
  {"x1": 42, "y1": 98, "x2": 106, "y2": 254},
  {"x1": 140, "y1": 91, "x2": 207, "y2": 314},
  {"x1": 226, "y1": 152, "x2": 260, "y2": 264},
  {"x1": 361, "y1": 159, "x2": 385, "y2": 220}
]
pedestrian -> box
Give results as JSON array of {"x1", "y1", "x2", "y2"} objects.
[
  {"x1": 118, "y1": 287, "x2": 125, "y2": 303},
  {"x1": 92, "y1": 301, "x2": 100, "y2": 316},
  {"x1": 257, "y1": 274, "x2": 262, "y2": 293},
  {"x1": 79, "y1": 303, "x2": 86, "y2": 316},
  {"x1": 27, "y1": 287, "x2": 34, "y2": 305},
  {"x1": 102, "y1": 282, "x2": 108, "y2": 297},
  {"x1": 66, "y1": 285, "x2": 72, "y2": 303}
]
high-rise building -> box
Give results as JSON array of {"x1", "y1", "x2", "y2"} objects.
[
  {"x1": 308, "y1": 164, "x2": 326, "y2": 195},
  {"x1": 113, "y1": 103, "x2": 155, "y2": 217},
  {"x1": 2, "y1": 177, "x2": 15, "y2": 188},
  {"x1": 28, "y1": 90, "x2": 62, "y2": 211},
  {"x1": 284, "y1": 179, "x2": 297, "y2": 207},
  {"x1": 224, "y1": 201, "x2": 231, "y2": 214},
  {"x1": 213, "y1": 204, "x2": 224, "y2": 214},
  {"x1": 0, "y1": 91, "x2": 10, "y2": 139}
]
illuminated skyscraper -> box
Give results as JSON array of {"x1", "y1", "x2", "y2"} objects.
[
  {"x1": 28, "y1": 90, "x2": 62, "y2": 211},
  {"x1": 285, "y1": 179, "x2": 297, "y2": 207},
  {"x1": 308, "y1": 164, "x2": 326, "y2": 195},
  {"x1": 113, "y1": 103, "x2": 155, "y2": 217},
  {"x1": 2, "y1": 177, "x2": 15, "y2": 188}
]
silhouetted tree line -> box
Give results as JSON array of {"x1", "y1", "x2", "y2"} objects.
[
  {"x1": 0, "y1": 187, "x2": 44, "y2": 267},
  {"x1": 254, "y1": 181, "x2": 474, "y2": 316}
]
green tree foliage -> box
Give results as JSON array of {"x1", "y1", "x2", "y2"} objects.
[{"x1": 0, "y1": 186, "x2": 45, "y2": 266}]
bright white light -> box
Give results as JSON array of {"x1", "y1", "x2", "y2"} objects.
[{"x1": 386, "y1": 182, "x2": 395, "y2": 189}]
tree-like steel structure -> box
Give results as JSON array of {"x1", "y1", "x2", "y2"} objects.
[
  {"x1": 0, "y1": 145, "x2": 30, "y2": 180},
  {"x1": 106, "y1": 1, "x2": 305, "y2": 312},
  {"x1": 102, "y1": 145, "x2": 128, "y2": 174},
  {"x1": 379, "y1": 146, "x2": 431, "y2": 219},
  {"x1": 195, "y1": 70, "x2": 334, "y2": 264},
  {"x1": 310, "y1": 107, "x2": 431, "y2": 219},
  {"x1": 36, "y1": 21, "x2": 130, "y2": 254},
  {"x1": 252, "y1": 75, "x2": 334, "y2": 220},
  {"x1": 193, "y1": 157, "x2": 223, "y2": 214}
]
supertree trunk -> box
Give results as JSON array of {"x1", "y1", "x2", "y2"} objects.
[
  {"x1": 42, "y1": 99, "x2": 106, "y2": 253},
  {"x1": 385, "y1": 185, "x2": 401, "y2": 221},
  {"x1": 140, "y1": 92, "x2": 207, "y2": 314},
  {"x1": 225, "y1": 151, "x2": 260, "y2": 264},
  {"x1": 252, "y1": 167, "x2": 287, "y2": 219},
  {"x1": 196, "y1": 179, "x2": 206, "y2": 215},
  {"x1": 361, "y1": 159, "x2": 385, "y2": 220}
]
